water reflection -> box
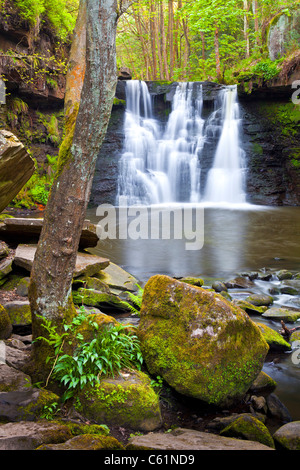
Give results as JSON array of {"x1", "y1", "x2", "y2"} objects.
[{"x1": 86, "y1": 205, "x2": 300, "y2": 282}]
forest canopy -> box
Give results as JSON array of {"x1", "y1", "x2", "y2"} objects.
[{"x1": 0, "y1": 0, "x2": 299, "y2": 81}]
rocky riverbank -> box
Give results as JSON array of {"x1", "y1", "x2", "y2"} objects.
[{"x1": 0, "y1": 219, "x2": 300, "y2": 450}]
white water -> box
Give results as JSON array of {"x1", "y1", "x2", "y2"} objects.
[
  {"x1": 204, "y1": 85, "x2": 246, "y2": 204},
  {"x1": 117, "y1": 81, "x2": 246, "y2": 206}
]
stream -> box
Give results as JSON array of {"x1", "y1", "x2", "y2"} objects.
[{"x1": 86, "y1": 203, "x2": 300, "y2": 420}]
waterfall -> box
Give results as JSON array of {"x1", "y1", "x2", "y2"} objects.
[
  {"x1": 117, "y1": 81, "x2": 246, "y2": 206},
  {"x1": 117, "y1": 80, "x2": 204, "y2": 205},
  {"x1": 204, "y1": 85, "x2": 246, "y2": 204}
]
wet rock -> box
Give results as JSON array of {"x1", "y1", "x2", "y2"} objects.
[
  {"x1": 276, "y1": 269, "x2": 293, "y2": 280},
  {"x1": 266, "y1": 393, "x2": 292, "y2": 423},
  {"x1": 0, "y1": 257, "x2": 13, "y2": 281},
  {"x1": 206, "y1": 412, "x2": 266, "y2": 432},
  {"x1": 180, "y1": 277, "x2": 204, "y2": 287},
  {"x1": 232, "y1": 299, "x2": 268, "y2": 315},
  {"x1": 15, "y1": 277, "x2": 30, "y2": 297},
  {"x1": 262, "y1": 307, "x2": 300, "y2": 323},
  {"x1": 248, "y1": 370, "x2": 277, "y2": 395},
  {"x1": 138, "y1": 275, "x2": 269, "y2": 407},
  {"x1": 245, "y1": 294, "x2": 274, "y2": 307},
  {"x1": 126, "y1": 427, "x2": 274, "y2": 450},
  {"x1": 225, "y1": 276, "x2": 255, "y2": 289},
  {"x1": 72, "y1": 288, "x2": 131, "y2": 312},
  {"x1": 250, "y1": 395, "x2": 267, "y2": 414},
  {"x1": 273, "y1": 421, "x2": 300, "y2": 450},
  {"x1": 256, "y1": 323, "x2": 291, "y2": 351},
  {"x1": 96, "y1": 262, "x2": 138, "y2": 293},
  {"x1": 220, "y1": 414, "x2": 275, "y2": 449},
  {"x1": 212, "y1": 281, "x2": 227, "y2": 292}
]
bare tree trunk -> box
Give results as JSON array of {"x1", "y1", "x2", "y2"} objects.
[
  {"x1": 160, "y1": 0, "x2": 169, "y2": 80},
  {"x1": 244, "y1": 0, "x2": 250, "y2": 58},
  {"x1": 149, "y1": 0, "x2": 157, "y2": 79},
  {"x1": 168, "y1": 0, "x2": 174, "y2": 78},
  {"x1": 252, "y1": 0, "x2": 260, "y2": 45},
  {"x1": 29, "y1": 0, "x2": 118, "y2": 379},
  {"x1": 214, "y1": 26, "x2": 221, "y2": 81}
]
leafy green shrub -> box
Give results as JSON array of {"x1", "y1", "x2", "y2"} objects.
[
  {"x1": 35, "y1": 309, "x2": 143, "y2": 401},
  {"x1": 252, "y1": 59, "x2": 281, "y2": 80}
]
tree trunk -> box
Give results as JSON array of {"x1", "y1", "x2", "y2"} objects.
[
  {"x1": 214, "y1": 26, "x2": 221, "y2": 81},
  {"x1": 244, "y1": 0, "x2": 250, "y2": 58},
  {"x1": 149, "y1": 0, "x2": 157, "y2": 79},
  {"x1": 168, "y1": 0, "x2": 174, "y2": 78},
  {"x1": 29, "y1": 0, "x2": 118, "y2": 380}
]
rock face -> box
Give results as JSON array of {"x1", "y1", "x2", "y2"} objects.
[
  {"x1": 0, "y1": 130, "x2": 34, "y2": 212},
  {"x1": 268, "y1": 9, "x2": 300, "y2": 61},
  {"x1": 138, "y1": 275, "x2": 269, "y2": 407}
]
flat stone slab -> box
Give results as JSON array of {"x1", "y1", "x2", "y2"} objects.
[
  {"x1": 262, "y1": 306, "x2": 300, "y2": 322},
  {"x1": 13, "y1": 244, "x2": 109, "y2": 278},
  {"x1": 0, "y1": 218, "x2": 99, "y2": 248},
  {"x1": 96, "y1": 262, "x2": 138, "y2": 292},
  {"x1": 127, "y1": 427, "x2": 274, "y2": 451},
  {"x1": 0, "y1": 420, "x2": 72, "y2": 450}
]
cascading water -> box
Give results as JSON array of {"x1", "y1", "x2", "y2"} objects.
[
  {"x1": 117, "y1": 80, "x2": 204, "y2": 205},
  {"x1": 117, "y1": 80, "x2": 246, "y2": 205},
  {"x1": 204, "y1": 85, "x2": 246, "y2": 204}
]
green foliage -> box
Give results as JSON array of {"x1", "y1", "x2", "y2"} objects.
[
  {"x1": 252, "y1": 59, "x2": 281, "y2": 80},
  {"x1": 35, "y1": 309, "x2": 144, "y2": 402},
  {"x1": 10, "y1": 0, "x2": 79, "y2": 39},
  {"x1": 123, "y1": 284, "x2": 144, "y2": 315},
  {"x1": 11, "y1": 154, "x2": 58, "y2": 208}
]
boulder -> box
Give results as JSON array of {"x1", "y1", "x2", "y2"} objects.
[
  {"x1": 262, "y1": 307, "x2": 300, "y2": 323},
  {"x1": 3, "y1": 300, "x2": 31, "y2": 326},
  {"x1": 256, "y1": 323, "x2": 291, "y2": 351},
  {"x1": 96, "y1": 262, "x2": 138, "y2": 293},
  {"x1": 248, "y1": 371, "x2": 277, "y2": 396},
  {"x1": 0, "y1": 363, "x2": 31, "y2": 392},
  {"x1": 232, "y1": 299, "x2": 268, "y2": 315},
  {"x1": 275, "y1": 269, "x2": 293, "y2": 280},
  {"x1": 127, "y1": 427, "x2": 274, "y2": 450},
  {"x1": 0, "y1": 256, "x2": 13, "y2": 280},
  {"x1": 273, "y1": 421, "x2": 300, "y2": 450},
  {"x1": 72, "y1": 288, "x2": 131, "y2": 312},
  {"x1": 220, "y1": 414, "x2": 275, "y2": 449},
  {"x1": 245, "y1": 294, "x2": 274, "y2": 307},
  {"x1": 36, "y1": 434, "x2": 125, "y2": 450},
  {"x1": 138, "y1": 275, "x2": 269, "y2": 407},
  {"x1": 0, "y1": 304, "x2": 12, "y2": 340},
  {"x1": 225, "y1": 276, "x2": 255, "y2": 289},
  {"x1": 13, "y1": 244, "x2": 109, "y2": 278},
  {"x1": 0, "y1": 130, "x2": 35, "y2": 213},
  {"x1": 78, "y1": 370, "x2": 162, "y2": 432},
  {"x1": 0, "y1": 388, "x2": 59, "y2": 422},
  {"x1": 0, "y1": 218, "x2": 99, "y2": 249},
  {"x1": 212, "y1": 281, "x2": 227, "y2": 292},
  {"x1": 179, "y1": 276, "x2": 204, "y2": 287},
  {"x1": 266, "y1": 393, "x2": 292, "y2": 423},
  {"x1": 0, "y1": 420, "x2": 73, "y2": 450}
]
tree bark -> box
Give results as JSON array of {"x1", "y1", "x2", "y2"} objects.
[
  {"x1": 214, "y1": 26, "x2": 221, "y2": 82},
  {"x1": 29, "y1": 0, "x2": 118, "y2": 379}
]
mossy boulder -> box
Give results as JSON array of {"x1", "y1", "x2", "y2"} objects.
[
  {"x1": 3, "y1": 300, "x2": 31, "y2": 326},
  {"x1": 220, "y1": 415, "x2": 275, "y2": 449},
  {"x1": 245, "y1": 294, "x2": 274, "y2": 307},
  {"x1": 138, "y1": 275, "x2": 269, "y2": 407},
  {"x1": 256, "y1": 323, "x2": 291, "y2": 351},
  {"x1": 72, "y1": 288, "x2": 131, "y2": 312},
  {"x1": 248, "y1": 370, "x2": 277, "y2": 396},
  {"x1": 273, "y1": 421, "x2": 300, "y2": 450},
  {"x1": 232, "y1": 299, "x2": 268, "y2": 315},
  {"x1": 78, "y1": 370, "x2": 162, "y2": 432},
  {"x1": 36, "y1": 434, "x2": 125, "y2": 450},
  {"x1": 0, "y1": 304, "x2": 12, "y2": 339},
  {"x1": 262, "y1": 307, "x2": 300, "y2": 323},
  {"x1": 179, "y1": 277, "x2": 204, "y2": 287}
]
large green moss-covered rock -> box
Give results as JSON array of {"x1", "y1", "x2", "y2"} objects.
[
  {"x1": 78, "y1": 370, "x2": 162, "y2": 432},
  {"x1": 220, "y1": 414, "x2": 275, "y2": 449},
  {"x1": 138, "y1": 275, "x2": 269, "y2": 407}
]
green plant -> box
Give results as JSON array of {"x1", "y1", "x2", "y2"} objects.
[
  {"x1": 35, "y1": 311, "x2": 143, "y2": 402},
  {"x1": 40, "y1": 401, "x2": 61, "y2": 420},
  {"x1": 123, "y1": 284, "x2": 144, "y2": 315}
]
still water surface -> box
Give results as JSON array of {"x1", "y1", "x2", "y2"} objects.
[{"x1": 86, "y1": 204, "x2": 300, "y2": 420}]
